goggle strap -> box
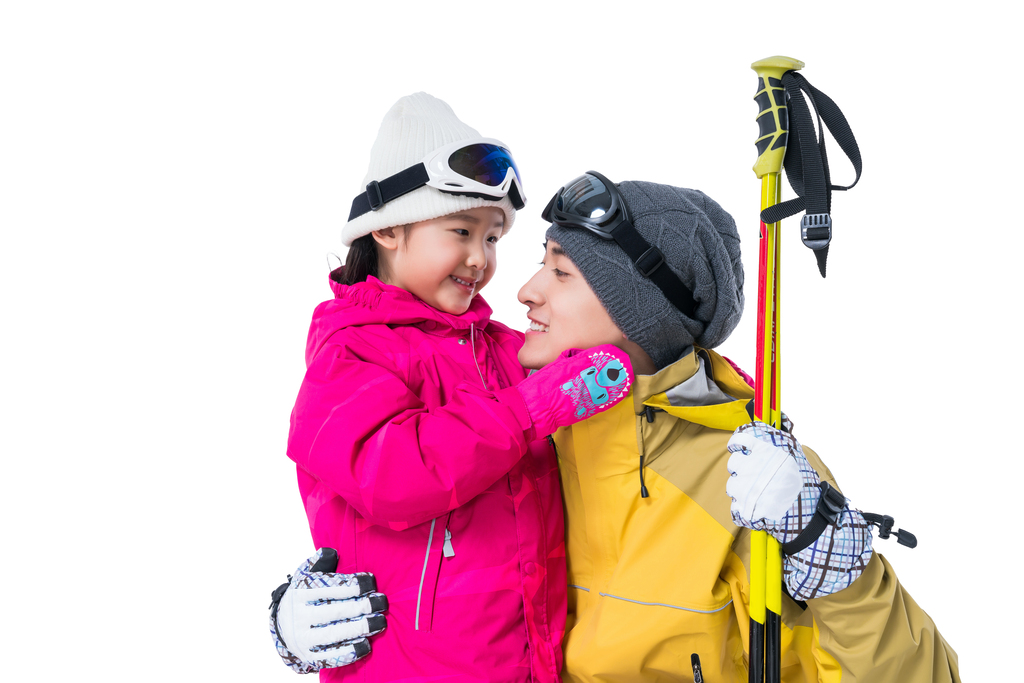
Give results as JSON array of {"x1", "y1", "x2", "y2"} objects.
[
  {"x1": 609, "y1": 223, "x2": 698, "y2": 318},
  {"x1": 348, "y1": 163, "x2": 431, "y2": 221},
  {"x1": 540, "y1": 193, "x2": 556, "y2": 223}
]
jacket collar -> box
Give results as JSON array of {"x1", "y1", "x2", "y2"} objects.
[
  {"x1": 632, "y1": 348, "x2": 755, "y2": 431},
  {"x1": 305, "y1": 270, "x2": 497, "y2": 363},
  {"x1": 326, "y1": 270, "x2": 495, "y2": 331}
]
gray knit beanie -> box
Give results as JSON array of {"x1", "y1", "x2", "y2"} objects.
[{"x1": 546, "y1": 180, "x2": 744, "y2": 370}]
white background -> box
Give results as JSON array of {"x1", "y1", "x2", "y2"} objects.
[{"x1": 2, "y1": 1, "x2": 1019, "y2": 680}]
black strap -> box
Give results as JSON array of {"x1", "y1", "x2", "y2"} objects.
[
  {"x1": 348, "y1": 163, "x2": 431, "y2": 221},
  {"x1": 862, "y1": 512, "x2": 918, "y2": 548},
  {"x1": 759, "y1": 72, "x2": 862, "y2": 278},
  {"x1": 269, "y1": 579, "x2": 292, "y2": 649},
  {"x1": 609, "y1": 222, "x2": 698, "y2": 318},
  {"x1": 781, "y1": 481, "x2": 846, "y2": 555}
]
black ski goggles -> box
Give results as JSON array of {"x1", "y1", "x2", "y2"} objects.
[
  {"x1": 349, "y1": 138, "x2": 526, "y2": 221},
  {"x1": 542, "y1": 171, "x2": 697, "y2": 318}
]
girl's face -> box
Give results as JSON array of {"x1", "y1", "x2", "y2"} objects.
[
  {"x1": 375, "y1": 207, "x2": 505, "y2": 315},
  {"x1": 516, "y1": 239, "x2": 629, "y2": 370}
]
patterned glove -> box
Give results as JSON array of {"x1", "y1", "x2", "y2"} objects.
[
  {"x1": 514, "y1": 345, "x2": 632, "y2": 441},
  {"x1": 269, "y1": 548, "x2": 388, "y2": 673},
  {"x1": 726, "y1": 422, "x2": 873, "y2": 600}
]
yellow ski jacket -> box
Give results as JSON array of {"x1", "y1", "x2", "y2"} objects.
[{"x1": 555, "y1": 348, "x2": 959, "y2": 682}]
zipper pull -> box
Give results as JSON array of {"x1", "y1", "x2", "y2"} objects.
[
  {"x1": 639, "y1": 454, "x2": 650, "y2": 499},
  {"x1": 443, "y1": 528, "x2": 455, "y2": 558}
]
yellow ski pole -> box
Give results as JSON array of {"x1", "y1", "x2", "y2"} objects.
[{"x1": 750, "y1": 55, "x2": 803, "y2": 683}]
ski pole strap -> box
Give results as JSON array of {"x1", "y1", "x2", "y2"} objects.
[
  {"x1": 781, "y1": 481, "x2": 847, "y2": 555},
  {"x1": 862, "y1": 512, "x2": 918, "y2": 548},
  {"x1": 759, "y1": 72, "x2": 863, "y2": 277}
]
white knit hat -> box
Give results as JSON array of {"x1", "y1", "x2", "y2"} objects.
[{"x1": 341, "y1": 92, "x2": 517, "y2": 247}]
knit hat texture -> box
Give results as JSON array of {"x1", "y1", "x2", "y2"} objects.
[
  {"x1": 342, "y1": 92, "x2": 517, "y2": 247},
  {"x1": 546, "y1": 180, "x2": 744, "y2": 369}
]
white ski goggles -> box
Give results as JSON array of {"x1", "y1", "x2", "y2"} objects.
[{"x1": 348, "y1": 137, "x2": 526, "y2": 221}]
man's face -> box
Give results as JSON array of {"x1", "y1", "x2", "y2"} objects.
[{"x1": 516, "y1": 240, "x2": 627, "y2": 370}]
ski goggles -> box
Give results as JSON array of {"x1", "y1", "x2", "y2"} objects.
[
  {"x1": 348, "y1": 137, "x2": 526, "y2": 221},
  {"x1": 542, "y1": 171, "x2": 697, "y2": 318}
]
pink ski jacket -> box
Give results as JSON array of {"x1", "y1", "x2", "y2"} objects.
[{"x1": 287, "y1": 273, "x2": 566, "y2": 683}]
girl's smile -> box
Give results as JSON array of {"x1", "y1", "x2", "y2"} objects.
[{"x1": 449, "y1": 274, "x2": 479, "y2": 295}]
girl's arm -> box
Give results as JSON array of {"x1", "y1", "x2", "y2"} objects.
[{"x1": 288, "y1": 336, "x2": 631, "y2": 529}]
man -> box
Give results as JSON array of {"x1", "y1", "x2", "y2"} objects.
[{"x1": 271, "y1": 173, "x2": 959, "y2": 682}]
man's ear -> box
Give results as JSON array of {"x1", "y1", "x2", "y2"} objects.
[{"x1": 372, "y1": 227, "x2": 399, "y2": 251}]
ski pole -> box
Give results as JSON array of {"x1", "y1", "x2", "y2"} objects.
[{"x1": 750, "y1": 54, "x2": 804, "y2": 683}]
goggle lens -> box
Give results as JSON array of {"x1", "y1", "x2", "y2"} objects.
[
  {"x1": 557, "y1": 174, "x2": 614, "y2": 220},
  {"x1": 448, "y1": 144, "x2": 521, "y2": 187}
]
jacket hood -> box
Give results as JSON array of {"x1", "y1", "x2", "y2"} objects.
[{"x1": 305, "y1": 269, "x2": 497, "y2": 364}]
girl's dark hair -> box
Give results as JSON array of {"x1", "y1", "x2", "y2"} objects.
[{"x1": 336, "y1": 233, "x2": 382, "y2": 285}]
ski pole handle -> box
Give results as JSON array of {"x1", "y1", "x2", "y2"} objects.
[{"x1": 752, "y1": 56, "x2": 804, "y2": 179}]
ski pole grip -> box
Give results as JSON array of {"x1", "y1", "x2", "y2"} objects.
[{"x1": 752, "y1": 56, "x2": 804, "y2": 179}]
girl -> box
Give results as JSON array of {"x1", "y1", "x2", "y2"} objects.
[{"x1": 271, "y1": 93, "x2": 633, "y2": 682}]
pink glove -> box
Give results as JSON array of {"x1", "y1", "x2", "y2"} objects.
[{"x1": 513, "y1": 345, "x2": 633, "y2": 440}]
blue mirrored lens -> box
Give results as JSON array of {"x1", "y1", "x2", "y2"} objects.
[
  {"x1": 560, "y1": 174, "x2": 613, "y2": 220},
  {"x1": 448, "y1": 144, "x2": 520, "y2": 187}
]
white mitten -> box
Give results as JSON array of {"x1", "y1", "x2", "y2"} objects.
[
  {"x1": 726, "y1": 423, "x2": 803, "y2": 529},
  {"x1": 727, "y1": 422, "x2": 873, "y2": 600},
  {"x1": 269, "y1": 549, "x2": 387, "y2": 673}
]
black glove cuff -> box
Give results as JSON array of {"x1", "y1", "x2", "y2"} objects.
[{"x1": 781, "y1": 481, "x2": 846, "y2": 555}]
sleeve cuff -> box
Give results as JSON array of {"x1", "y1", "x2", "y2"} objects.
[{"x1": 495, "y1": 386, "x2": 533, "y2": 433}]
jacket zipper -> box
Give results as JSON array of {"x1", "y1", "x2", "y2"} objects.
[
  {"x1": 415, "y1": 518, "x2": 437, "y2": 631},
  {"x1": 458, "y1": 325, "x2": 478, "y2": 555},
  {"x1": 443, "y1": 527, "x2": 455, "y2": 558},
  {"x1": 414, "y1": 327, "x2": 482, "y2": 630},
  {"x1": 469, "y1": 322, "x2": 489, "y2": 390},
  {"x1": 639, "y1": 406, "x2": 659, "y2": 499}
]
